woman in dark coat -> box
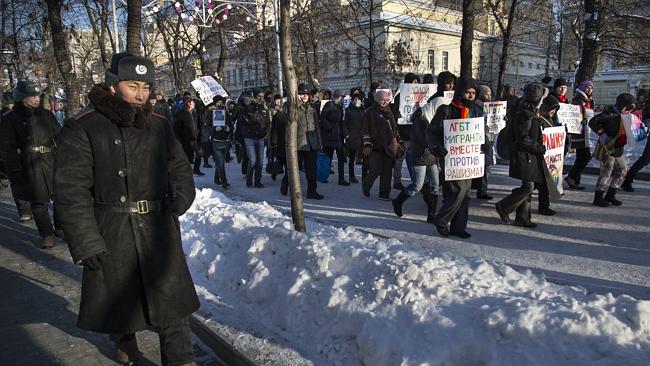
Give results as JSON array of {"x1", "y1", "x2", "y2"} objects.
[
  {"x1": 495, "y1": 83, "x2": 549, "y2": 228},
  {"x1": 54, "y1": 53, "x2": 198, "y2": 365},
  {"x1": 320, "y1": 89, "x2": 349, "y2": 185},
  {"x1": 0, "y1": 81, "x2": 61, "y2": 248},
  {"x1": 343, "y1": 87, "x2": 365, "y2": 183}
]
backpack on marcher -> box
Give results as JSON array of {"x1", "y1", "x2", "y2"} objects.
[{"x1": 495, "y1": 117, "x2": 514, "y2": 161}]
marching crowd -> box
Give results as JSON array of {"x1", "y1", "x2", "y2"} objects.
[{"x1": 0, "y1": 50, "x2": 649, "y2": 365}]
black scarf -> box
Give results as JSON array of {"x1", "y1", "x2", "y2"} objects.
[{"x1": 87, "y1": 85, "x2": 152, "y2": 129}]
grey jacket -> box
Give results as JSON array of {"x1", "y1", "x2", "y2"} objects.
[{"x1": 296, "y1": 101, "x2": 322, "y2": 151}]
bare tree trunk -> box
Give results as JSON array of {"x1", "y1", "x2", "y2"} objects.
[
  {"x1": 574, "y1": 0, "x2": 601, "y2": 86},
  {"x1": 460, "y1": 0, "x2": 475, "y2": 77},
  {"x1": 45, "y1": 0, "x2": 81, "y2": 114},
  {"x1": 280, "y1": 0, "x2": 306, "y2": 232},
  {"x1": 216, "y1": 23, "x2": 227, "y2": 82},
  {"x1": 126, "y1": 0, "x2": 142, "y2": 55},
  {"x1": 81, "y1": 0, "x2": 109, "y2": 68},
  {"x1": 495, "y1": 0, "x2": 518, "y2": 99}
]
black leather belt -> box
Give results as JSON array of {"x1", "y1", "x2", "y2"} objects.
[{"x1": 94, "y1": 200, "x2": 163, "y2": 214}]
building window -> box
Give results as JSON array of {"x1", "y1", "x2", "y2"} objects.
[
  {"x1": 345, "y1": 49, "x2": 351, "y2": 71},
  {"x1": 528, "y1": 62, "x2": 533, "y2": 69},
  {"x1": 442, "y1": 51, "x2": 449, "y2": 71},
  {"x1": 428, "y1": 49, "x2": 435, "y2": 71},
  {"x1": 519, "y1": 61, "x2": 524, "y2": 67},
  {"x1": 322, "y1": 51, "x2": 329, "y2": 69},
  {"x1": 334, "y1": 50, "x2": 340, "y2": 71}
]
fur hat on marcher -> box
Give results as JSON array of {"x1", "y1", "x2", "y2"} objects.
[
  {"x1": 297, "y1": 83, "x2": 310, "y2": 94},
  {"x1": 541, "y1": 94, "x2": 560, "y2": 114},
  {"x1": 553, "y1": 77, "x2": 568, "y2": 90},
  {"x1": 2, "y1": 90, "x2": 14, "y2": 105},
  {"x1": 13, "y1": 80, "x2": 41, "y2": 102},
  {"x1": 541, "y1": 76, "x2": 553, "y2": 85},
  {"x1": 333, "y1": 89, "x2": 344, "y2": 98},
  {"x1": 615, "y1": 93, "x2": 636, "y2": 111},
  {"x1": 274, "y1": 93, "x2": 282, "y2": 101},
  {"x1": 523, "y1": 82, "x2": 549, "y2": 109},
  {"x1": 104, "y1": 52, "x2": 155, "y2": 88}
]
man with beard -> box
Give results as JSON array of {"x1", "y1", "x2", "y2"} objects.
[
  {"x1": 426, "y1": 76, "x2": 482, "y2": 239},
  {"x1": 54, "y1": 52, "x2": 198, "y2": 366},
  {"x1": 1, "y1": 81, "x2": 61, "y2": 248}
]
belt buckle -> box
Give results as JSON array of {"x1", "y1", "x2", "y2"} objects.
[
  {"x1": 136, "y1": 200, "x2": 149, "y2": 214},
  {"x1": 38, "y1": 146, "x2": 46, "y2": 153}
]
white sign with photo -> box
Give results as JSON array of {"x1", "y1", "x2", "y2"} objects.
[
  {"x1": 397, "y1": 83, "x2": 437, "y2": 125},
  {"x1": 191, "y1": 76, "x2": 228, "y2": 105},
  {"x1": 557, "y1": 103, "x2": 583, "y2": 134}
]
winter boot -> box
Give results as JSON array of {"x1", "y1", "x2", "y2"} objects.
[
  {"x1": 604, "y1": 188, "x2": 622, "y2": 206},
  {"x1": 426, "y1": 195, "x2": 438, "y2": 224},
  {"x1": 392, "y1": 191, "x2": 409, "y2": 217},
  {"x1": 538, "y1": 206, "x2": 557, "y2": 216},
  {"x1": 114, "y1": 336, "x2": 141, "y2": 366},
  {"x1": 565, "y1": 176, "x2": 585, "y2": 190},
  {"x1": 41, "y1": 235, "x2": 55, "y2": 249},
  {"x1": 621, "y1": 180, "x2": 634, "y2": 192},
  {"x1": 593, "y1": 191, "x2": 610, "y2": 207},
  {"x1": 349, "y1": 175, "x2": 359, "y2": 184},
  {"x1": 338, "y1": 178, "x2": 351, "y2": 186}
]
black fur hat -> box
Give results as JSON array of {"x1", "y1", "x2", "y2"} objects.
[{"x1": 104, "y1": 52, "x2": 155, "y2": 88}]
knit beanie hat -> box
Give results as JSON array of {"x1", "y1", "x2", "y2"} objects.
[
  {"x1": 554, "y1": 77, "x2": 568, "y2": 89},
  {"x1": 104, "y1": 52, "x2": 155, "y2": 88},
  {"x1": 578, "y1": 80, "x2": 593, "y2": 92},
  {"x1": 404, "y1": 72, "x2": 420, "y2": 84},
  {"x1": 13, "y1": 80, "x2": 41, "y2": 102}
]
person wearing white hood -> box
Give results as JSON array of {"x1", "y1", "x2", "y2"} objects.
[{"x1": 391, "y1": 93, "x2": 441, "y2": 223}]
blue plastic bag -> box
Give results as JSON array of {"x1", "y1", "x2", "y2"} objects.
[{"x1": 316, "y1": 152, "x2": 331, "y2": 183}]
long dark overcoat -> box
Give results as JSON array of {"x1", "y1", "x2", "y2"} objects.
[
  {"x1": 509, "y1": 109, "x2": 546, "y2": 183},
  {"x1": 54, "y1": 86, "x2": 199, "y2": 333},
  {"x1": 0, "y1": 102, "x2": 60, "y2": 203},
  {"x1": 320, "y1": 100, "x2": 344, "y2": 148},
  {"x1": 343, "y1": 104, "x2": 364, "y2": 150}
]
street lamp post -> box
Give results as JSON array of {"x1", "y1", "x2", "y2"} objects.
[{"x1": 0, "y1": 48, "x2": 15, "y2": 88}]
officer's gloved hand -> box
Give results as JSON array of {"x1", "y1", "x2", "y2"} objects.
[
  {"x1": 82, "y1": 253, "x2": 105, "y2": 271},
  {"x1": 362, "y1": 146, "x2": 372, "y2": 157}
]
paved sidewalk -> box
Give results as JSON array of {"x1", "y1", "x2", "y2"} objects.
[{"x1": 0, "y1": 187, "x2": 223, "y2": 365}]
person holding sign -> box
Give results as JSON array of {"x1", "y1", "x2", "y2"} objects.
[
  {"x1": 495, "y1": 83, "x2": 549, "y2": 228},
  {"x1": 391, "y1": 73, "x2": 421, "y2": 190},
  {"x1": 203, "y1": 95, "x2": 232, "y2": 189},
  {"x1": 622, "y1": 88, "x2": 650, "y2": 192},
  {"x1": 426, "y1": 76, "x2": 482, "y2": 239},
  {"x1": 565, "y1": 81, "x2": 595, "y2": 190},
  {"x1": 588, "y1": 93, "x2": 636, "y2": 207}
]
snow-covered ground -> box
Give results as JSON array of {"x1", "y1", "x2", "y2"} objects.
[
  {"x1": 192, "y1": 159, "x2": 650, "y2": 301},
  {"x1": 181, "y1": 188, "x2": 650, "y2": 365}
]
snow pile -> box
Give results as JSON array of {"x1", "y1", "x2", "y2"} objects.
[{"x1": 181, "y1": 189, "x2": 650, "y2": 366}]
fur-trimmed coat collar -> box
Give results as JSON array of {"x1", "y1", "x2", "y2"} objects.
[
  {"x1": 13, "y1": 102, "x2": 41, "y2": 117},
  {"x1": 87, "y1": 85, "x2": 152, "y2": 129}
]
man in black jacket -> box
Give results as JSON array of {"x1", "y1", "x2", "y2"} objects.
[
  {"x1": 1, "y1": 80, "x2": 61, "y2": 248},
  {"x1": 426, "y1": 76, "x2": 482, "y2": 238},
  {"x1": 54, "y1": 52, "x2": 198, "y2": 366}
]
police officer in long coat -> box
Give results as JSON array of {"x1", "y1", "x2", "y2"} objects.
[
  {"x1": 1, "y1": 80, "x2": 60, "y2": 248},
  {"x1": 54, "y1": 53, "x2": 198, "y2": 366}
]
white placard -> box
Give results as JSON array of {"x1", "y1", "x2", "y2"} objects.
[
  {"x1": 557, "y1": 103, "x2": 583, "y2": 134},
  {"x1": 542, "y1": 126, "x2": 566, "y2": 195},
  {"x1": 212, "y1": 109, "x2": 225, "y2": 127},
  {"x1": 443, "y1": 117, "x2": 485, "y2": 181},
  {"x1": 190, "y1": 76, "x2": 228, "y2": 106},
  {"x1": 397, "y1": 83, "x2": 438, "y2": 125},
  {"x1": 483, "y1": 101, "x2": 508, "y2": 135}
]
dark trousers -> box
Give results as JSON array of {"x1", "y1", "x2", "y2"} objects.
[
  {"x1": 497, "y1": 181, "x2": 534, "y2": 224},
  {"x1": 625, "y1": 138, "x2": 650, "y2": 183},
  {"x1": 363, "y1": 151, "x2": 394, "y2": 197},
  {"x1": 202, "y1": 142, "x2": 212, "y2": 165},
  {"x1": 182, "y1": 143, "x2": 201, "y2": 173},
  {"x1": 111, "y1": 317, "x2": 194, "y2": 366},
  {"x1": 536, "y1": 181, "x2": 550, "y2": 209},
  {"x1": 323, "y1": 147, "x2": 346, "y2": 180},
  {"x1": 11, "y1": 183, "x2": 31, "y2": 217},
  {"x1": 567, "y1": 147, "x2": 592, "y2": 183},
  {"x1": 347, "y1": 149, "x2": 358, "y2": 177},
  {"x1": 210, "y1": 142, "x2": 228, "y2": 184},
  {"x1": 282, "y1": 150, "x2": 318, "y2": 194},
  {"x1": 436, "y1": 178, "x2": 471, "y2": 233},
  {"x1": 31, "y1": 201, "x2": 54, "y2": 238}
]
